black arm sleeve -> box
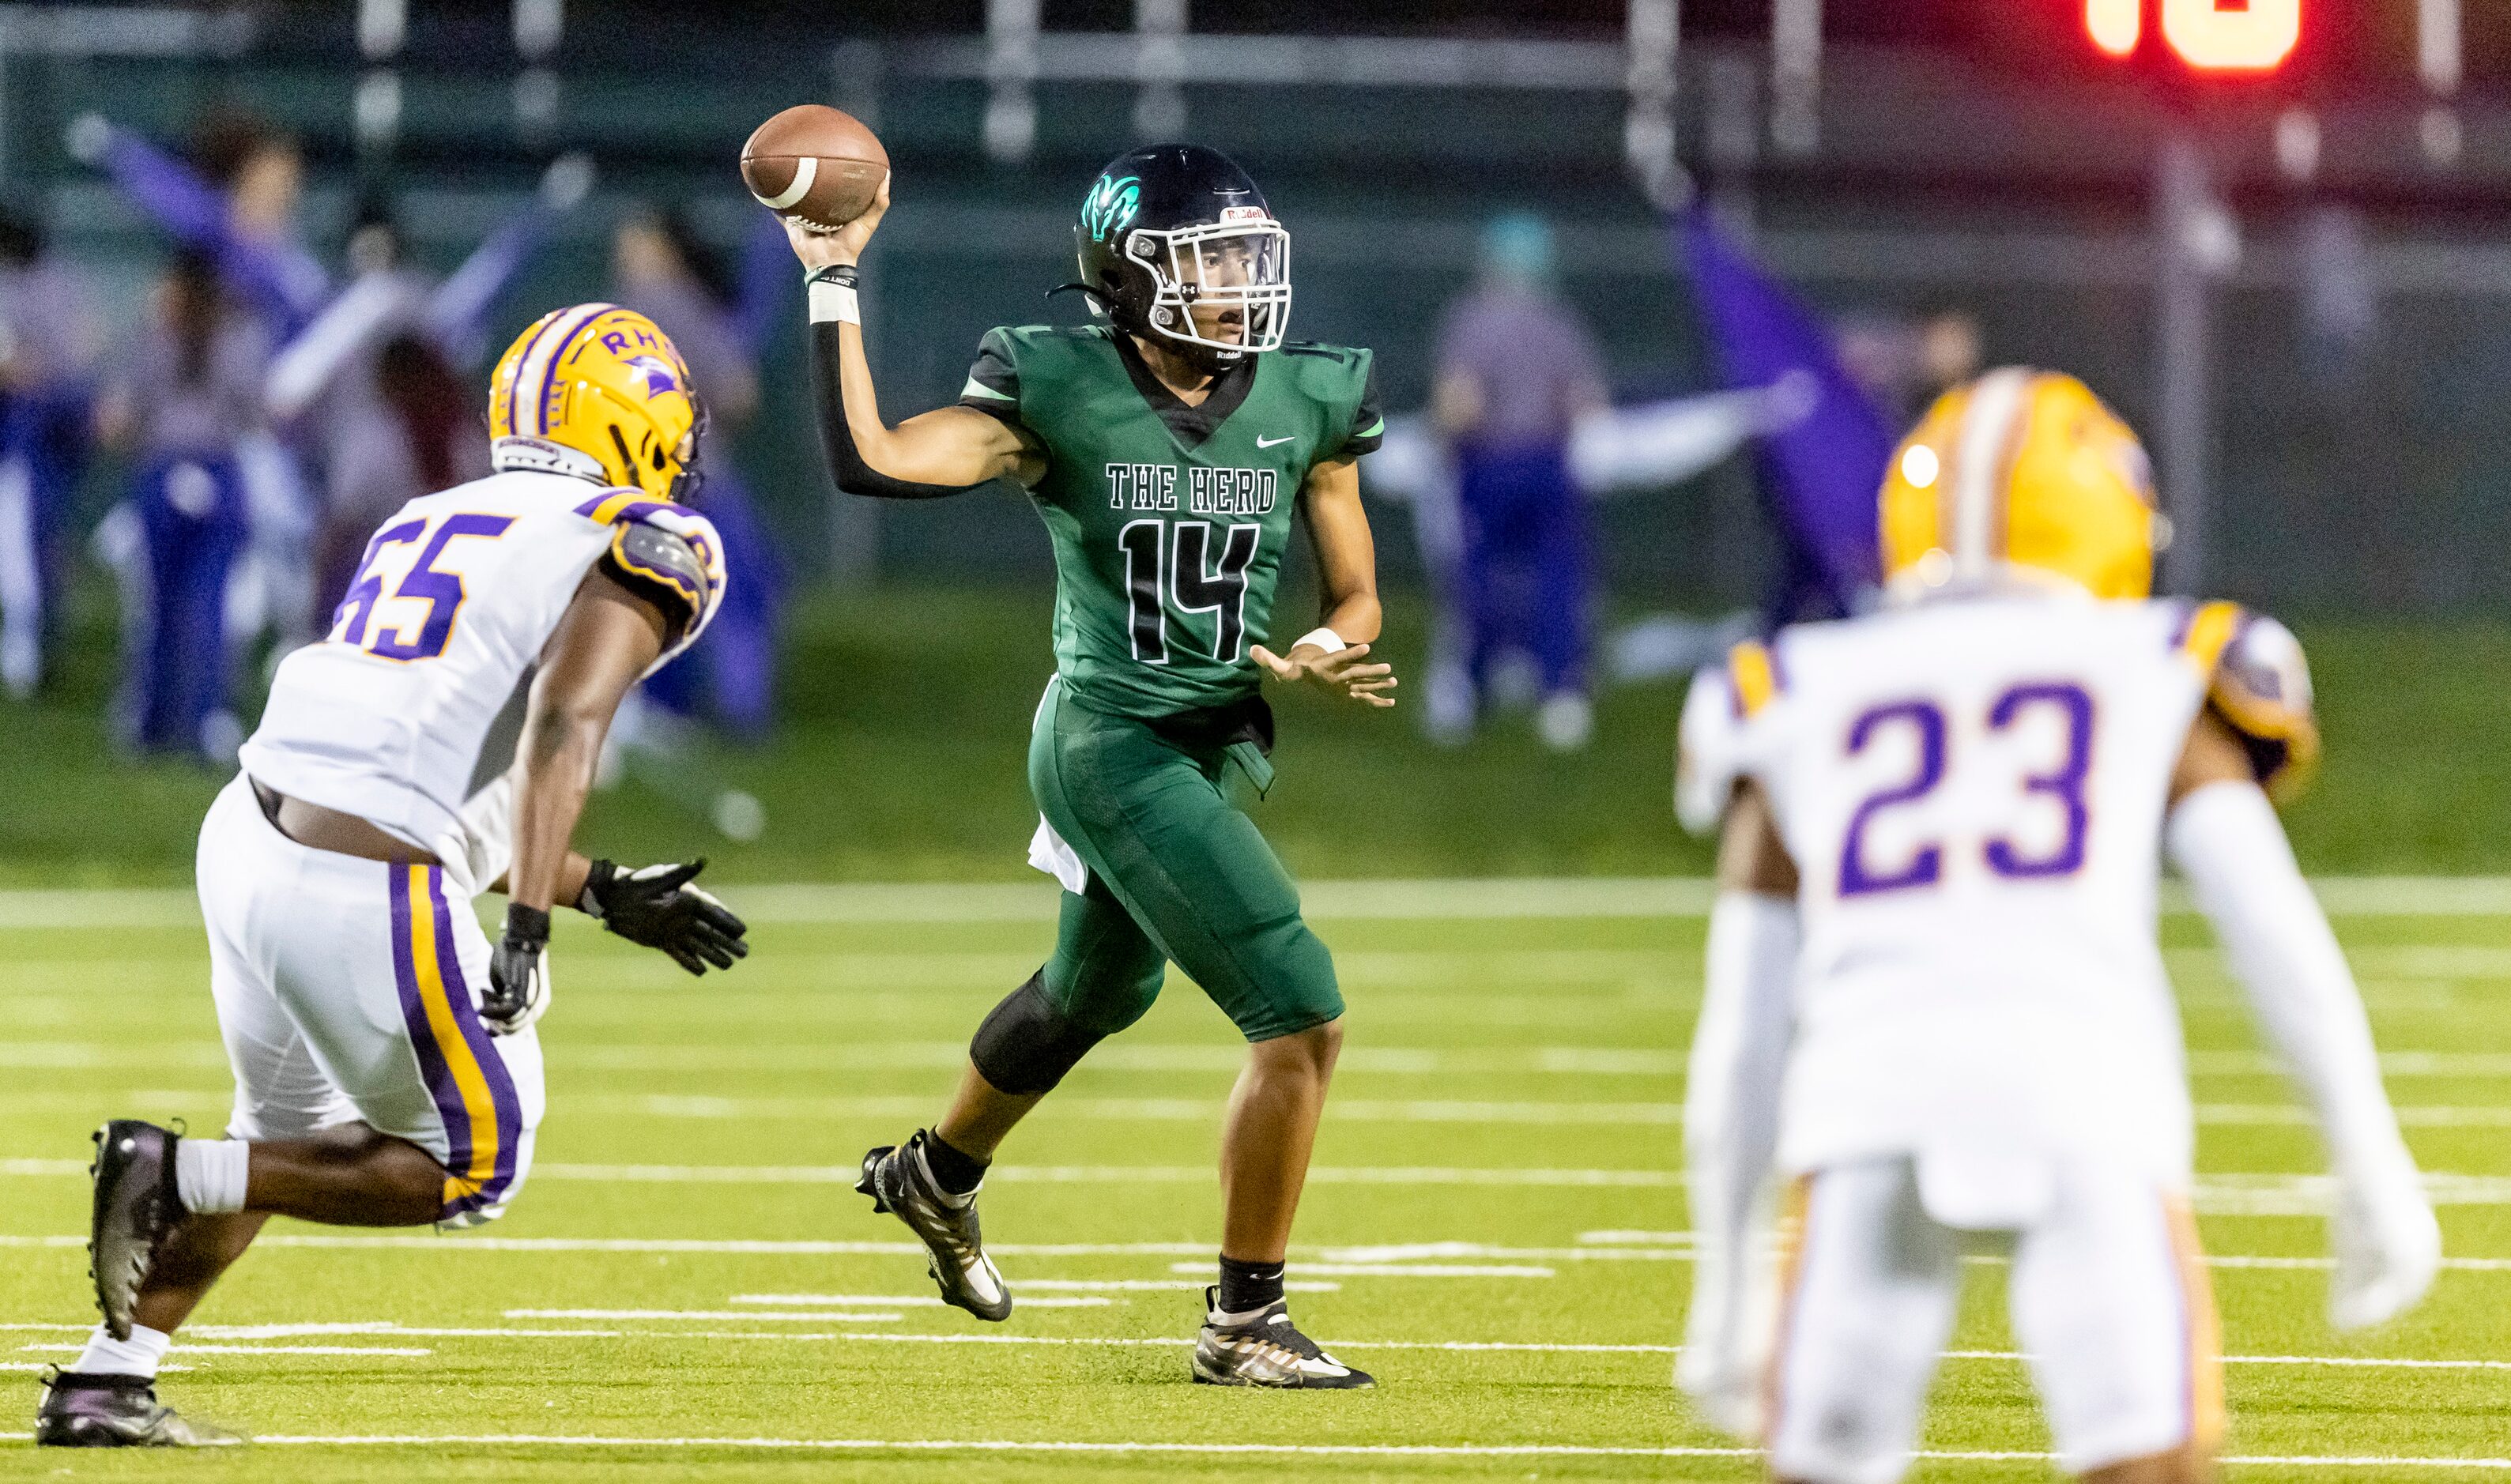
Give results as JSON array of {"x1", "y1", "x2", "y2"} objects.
[{"x1": 807, "y1": 317, "x2": 991, "y2": 502}]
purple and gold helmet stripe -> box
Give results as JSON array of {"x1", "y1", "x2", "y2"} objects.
[
  {"x1": 508, "y1": 303, "x2": 615, "y2": 439},
  {"x1": 1944, "y1": 367, "x2": 2035, "y2": 581},
  {"x1": 389, "y1": 862, "x2": 523, "y2": 1219}
]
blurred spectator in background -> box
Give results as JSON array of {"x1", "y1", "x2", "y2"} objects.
[
  {"x1": 267, "y1": 160, "x2": 587, "y2": 616},
  {"x1": 610, "y1": 207, "x2": 786, "y2": 741},
  {"x1": 270, "y1": 197, "x2": 487, "y2": 616},
  {"x1": 1838, "y1": 307, "x2": 1983, "y2": 427},
  {"x1": 94, "y1": 248, "x2": 270, "y2": 761},
  {"x1": 75, "y1": 107, "x2": 325, "y2": 657},
  {"x1": 1431, "y1": 210, "x2": 1608, "y2": 751},
  {"x1": 0, "y1": 202, "x2": 102, "y2": 700},
  {"x1": 2298, "y1": 205, "x2": 2378, "y2": 390}
]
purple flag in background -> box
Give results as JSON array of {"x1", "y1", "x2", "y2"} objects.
[{"x1": 1676, "y1": 210, "x2": 1892, "y2": 621}]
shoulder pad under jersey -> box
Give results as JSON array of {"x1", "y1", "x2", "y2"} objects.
[
  {"x1": 588, "y1": 499, "x2": 726, "y2": 665},
  {"x1": 2172, "y1": 601, "x2": 2320, "y2": 801},
  {"x1": 1675, "y1": 638, "x2": 1788, "y2": 836}
]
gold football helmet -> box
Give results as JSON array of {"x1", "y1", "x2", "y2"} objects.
[
  {"x1": 488, "y1": 304, "x2": 700, "y2": 500},
  {"x1": 1879, "y1": 368, "x2": 2162, "y2": 602}
]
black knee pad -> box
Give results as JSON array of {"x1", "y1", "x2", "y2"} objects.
[{"x1": 970, "y1": 972, "x2": 1107, "y2": 1095}]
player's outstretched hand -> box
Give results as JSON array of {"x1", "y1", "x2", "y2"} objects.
[
  {"x1": 2329, "y1": 1157, "x2": 2442, "y2": 1331},
  {"x1": 1250, "y1": 642, "x2": 1398, "y2": 708},
  {"x1": 783, "y1": 170, "x2": 891, "y2": 270},
  {"x1": 484, "y1": 905, "x2": 554, "y2": 1037},
  {"x1": 580, "y1": 857, "x2": 751, "y2": 976}
]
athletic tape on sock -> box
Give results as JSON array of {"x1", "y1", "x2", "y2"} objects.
[
  {"x1": 73, "y1": 1323, "x2": 172, "y2": 1379},
  {"x1": 175, "y1": 1138, "x2": 249, "y2": 1215}
]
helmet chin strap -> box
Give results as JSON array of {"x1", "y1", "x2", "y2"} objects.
[{"x1": 1156, "y1": 331, "x2": 1240, "y2": 375}]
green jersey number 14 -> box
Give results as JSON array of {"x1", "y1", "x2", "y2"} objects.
[{"x1": 1119, "y1": 520, "x2": 1261, "y2": 665}]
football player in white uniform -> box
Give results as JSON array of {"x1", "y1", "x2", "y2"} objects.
[
  {"x1": 40, "y1": 305, "x2": 748, "y2": 1448},
  {"x1": 1673, "y1": 369, "x2": 2440, "y2": 1484}
]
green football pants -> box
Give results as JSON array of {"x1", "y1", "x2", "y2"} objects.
[{"x1": 1027, "y1": 680, "x2": 1343, "y2": 1044}]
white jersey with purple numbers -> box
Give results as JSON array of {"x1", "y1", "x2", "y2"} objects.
[
  {"x1": 240, "y1": 467, "x2": 723, "y2": 884},
  {"x1": 1693, "y1": 592, "x2": 2308, "y2": 1187}
]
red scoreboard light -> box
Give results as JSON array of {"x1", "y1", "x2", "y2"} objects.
[{"x1": 2087, "y1": 0, "x2": 2302, "y2": 72}]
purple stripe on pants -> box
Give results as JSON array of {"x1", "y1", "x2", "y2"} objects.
[
  {"x1": 387, "y1": 864, "x2": 474, "y2": 1188},
  {"x1": 425, "y1": 866, "x2": 525, "y2": 1216}
]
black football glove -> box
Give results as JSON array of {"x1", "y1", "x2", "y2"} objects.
[
  {"x1": 578, "y1": 858, "x2": 749, "y2": 976},
  {"x1": 484, "y1": 904, "x2": 553, "y2": 1036}
]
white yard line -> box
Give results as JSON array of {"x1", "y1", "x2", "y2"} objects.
[
  {"x1": 2190, "y1": 1051, "x2": 2511, "y2": 1078},
  {"x1": 0, "y1": 1157, "x2": 1684, "y2": 1186},
  {"x1": 0, "y1": 1362, "x2": 191, "y2": 1373},
  {"x1": 47, "y1": 1038, "x2": 2511, "y2": 1079},
  {"x1": 502, "y1": 1310, "x2": 906, "y2": 1323},
  {"x1": 718, "y1": 1294, "x2": 1114, "y2": 1307},
  {"x1": 0, "y1": 1426, "x2": 2502, "y2": 1467},
  {"x1": 2200, "y1": 1105, "x2": 2511, "y2": 1128},
  {"x1": 12, "y1": 876, "x2": 2511, "y2": 931},
  {"x1": 1164, "y1": 1261, "x2": 1555, "y2": 1279},
  {"x1": 4, "y1": 1323, "x2": 2506, "y2": 1372},
  {"x1": 0, "y1": 1039, "x2": 1686, "y2": 1078},
  {"x1": 734, "y1": 1282, "x2": 1343, "y2": 1297},
  {"x1": 554, "y1": 1162, "x2": 1690, "y2": 1187},
  {"x1": 33, "y1": 1094, "x2": 2511, "y2": 1128},
  {"x1": 503, "y1": 1304, "x2": 1110, "y2": 1320},
  {"x1": 566, "y1": 1095, "x2": 1694, "y2": 1124},
  {"x1": 19, "y1": 1342, "x2": 432, "y2": 1357},
  {"x1": 10, "y1": 1228, "x2": 2511, "y2": 1271},
  {"x1": 1, "y1": 1321, "x2": 631, "y2": 1339}
]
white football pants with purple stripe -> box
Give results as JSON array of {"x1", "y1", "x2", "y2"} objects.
[{"x1": 197, "y1": 774, "x2": 543, "y2": 1229}]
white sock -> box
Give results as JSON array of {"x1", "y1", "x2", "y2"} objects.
[
  {"x1": 174, "y1": 1138, "x2": 250, "y2": 1215},
  {"x1": 72, "y1": 1324, "x2": 171, "y2": 1379}
]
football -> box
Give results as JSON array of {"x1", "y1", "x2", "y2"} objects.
[{"x1": 740, "y1": 104, "x2": 888, "y2": 232}]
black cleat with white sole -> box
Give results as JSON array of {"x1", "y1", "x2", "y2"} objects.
[
  {"x1": 89, "y1": 1121, "x2": 183, "y2": 1342},
  {"x1": 35, "y1": 1370, "x2": 244, "y2": 1448},
  {"x1": 857, "y1": 1132, "x2": 1012, "y2": 1322},
  {"x1": 1192, "y1": 1287, "x2": 1375, "y2": 1389}
]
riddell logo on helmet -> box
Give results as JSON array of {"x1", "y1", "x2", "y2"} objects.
[
  {"x1": 1083, "y1": 175, "x2": 1142, "y2": 242},
  {"x1": 1220, "y1": 205, "x2": 1269, "y2": 223}
]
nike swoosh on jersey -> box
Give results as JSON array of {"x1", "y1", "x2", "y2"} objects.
[{"x1": 1255, "y1": 435, "x2": 1295, "y2": 447}]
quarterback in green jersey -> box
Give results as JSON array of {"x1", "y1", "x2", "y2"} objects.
[{"x1": 788, "y1": 144, "x2": 1392, "y2": 1388}]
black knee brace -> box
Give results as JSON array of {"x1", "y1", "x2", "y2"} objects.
[{"x1": 969, "y1": 972, "x2": 1107, "y2": 1095}]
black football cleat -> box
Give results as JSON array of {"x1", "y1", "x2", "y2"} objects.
[
  {"x1": 35, "y1": 1370, "x2": 243, "y2": 1448},
  {"x1": 1192, "y1": 1287, "x2": 1375, "y2": 1389},
  {"x1": 857, "y1": 1132, "x2": 1012, "y2": 1321},
  {"x1": 89, "y1": 1121, "x2": 184, "y2": 1342}
]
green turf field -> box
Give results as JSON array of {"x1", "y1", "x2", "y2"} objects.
[{"x1": 5, "y1": 880, "x2": 2510, "y2": 1480}]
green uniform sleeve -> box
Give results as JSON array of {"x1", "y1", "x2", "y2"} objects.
[{"x1": 959, "y1": 327, "x2": 1023, "y2": 427}]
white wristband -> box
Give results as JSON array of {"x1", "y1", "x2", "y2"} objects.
[
  {"x1": 809, "y1": 279, "x2": 861, "y2": 326},
  {"x1": 1292, "y1": 627, "x2": 1347, "y2": 655}
]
